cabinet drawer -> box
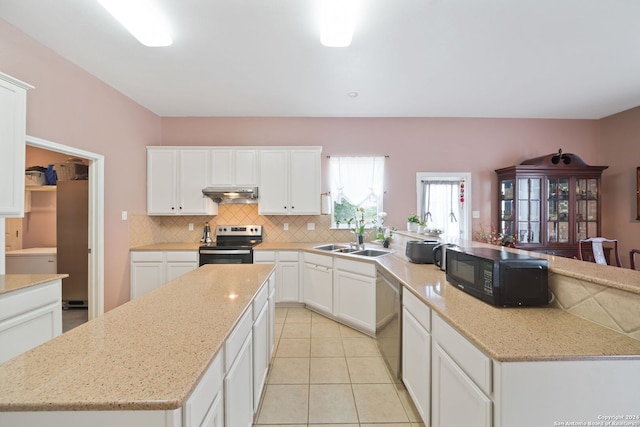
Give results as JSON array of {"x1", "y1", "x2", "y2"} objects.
[
  {"x1": 253, "y1": 250, "x2": 276, "y2": 263},
  {"x1": 278, "y1": 251, "x2": 299, "y2": 262},
  {"x1": 304, "y1": 252, "x2": 333, "y2": 268},
  {"x1": 165, "y1": 251, "x2": 198, "y2": 262},
  {"x1": 253, "y1": 284, "x2": 268, "y2": 317},
  {"x1": 335, "y1": 257, "x2": 376, "y2": 277},
  {"x1": 432, "y1": 314, "x2": 492, "y2": 395},
  {"x1": 130, "y1": 251, "x2": 164, "y2": 262},
  {"x1": 403, "y1": 290, "x2": 431, "y2": 332},
  {"x1": 0, "y1": 280, "x2": 61, "y2": 323},
  {"x1": 184, "y1": 351, "x2": 223, "y2": 427},
  {"x1": 225, "y1": 307, "x2": 253, "y2": 371}
]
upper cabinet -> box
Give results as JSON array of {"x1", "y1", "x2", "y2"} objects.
[
  {"x1": 209, "y1": 148, "x2": 257, "y2": 187},
  {"x1": 258, "y1": 147, "x2": 321, "y2": 215},
  {"x1": 147, "y1": 147, "x2": 218, "y2": 216},
  {"x1": 0, "y1": 73, "x2": 33, "y2": 217},
  {"x1": 495, "y1": 151, "x2": 607, "y2": 258}
]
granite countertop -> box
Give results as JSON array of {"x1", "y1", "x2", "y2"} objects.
[
  {"x1": 130, "y1": 242, "x2": 202, "y2": 251},
  {"x1": 0, "y1": 264, "x2": 275, "y2": 412},
  {"x1": 0, "y1": 274, "x2": 68, "y2": 296},
  {"x1": 255, "y1": 240, "x2": 640, "y2": 362}
]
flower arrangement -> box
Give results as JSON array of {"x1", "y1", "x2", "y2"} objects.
[
  {"x1": 373, "y1": 212, "x2": 394, "y2": 248},
  {"x1": 476, "y1": 225, "x2": 517, "y2": 248}
]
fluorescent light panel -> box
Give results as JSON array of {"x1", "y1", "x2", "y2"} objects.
[
  {"x1": 97, "y1": 0, "x2": 172, "y2": 47},
  {"x1": 320, "y1": 0, "x2": 359, "y2": 47}
]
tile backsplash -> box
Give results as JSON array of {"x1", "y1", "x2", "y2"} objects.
[{"x1": 129, "y1": 204, "x2": 355, "y2": 247}]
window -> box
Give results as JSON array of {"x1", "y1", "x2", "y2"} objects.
[
  {"x1": 416, "y1": 172, "x2": 471, "y2": 240},
  {"x1": 330, "y1": 156, "x2": 385, "y2": 228}
]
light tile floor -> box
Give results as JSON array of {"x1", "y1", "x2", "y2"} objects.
[{"x1": 255, "y1": 307, "x2": 424, "y2": 427}]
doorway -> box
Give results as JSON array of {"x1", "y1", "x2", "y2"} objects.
[{"x1": 25, "y1": 135, "x2": 104, "y2": 320}]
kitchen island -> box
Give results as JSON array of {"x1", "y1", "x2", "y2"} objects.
[{"x1": 0, "y1": 264, "x2": 275, "y2": 427}]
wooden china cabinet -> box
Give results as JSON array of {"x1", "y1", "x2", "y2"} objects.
[{"x1": 495, "y1": 151, "x2": 608, "y2": 258}]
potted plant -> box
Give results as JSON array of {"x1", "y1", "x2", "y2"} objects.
[
  {"x1": 418, "y1": 220, "x2": 426, "y2": 233},
  {"x1": 407, "y1": 214, "x2": 420, "y2": 232}
]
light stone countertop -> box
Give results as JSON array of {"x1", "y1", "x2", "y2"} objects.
[
  {"x1": 0, "y1": 273, "x2": 68, "y2": 296},
  {"x1": 0, "y1": 264, "x2": 275, "y2": 412},
  {"x1": 255, "y1": 240, "x2": 640, "y2": 362},
  {"x1": 130, "y1": 242, "x2": 202, "y2": 251}
]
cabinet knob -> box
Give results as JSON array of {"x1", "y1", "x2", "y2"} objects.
[{"x1": 171, "y1": 207, "x2": 175, "y2": 210}]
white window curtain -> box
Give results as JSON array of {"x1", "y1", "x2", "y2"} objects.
[
  {"x1": 421, "y1": 180, "x2": 463, "y2": 239},
  {"x1": 330, "y1": 156, "x2": 385, "y2": 205}
]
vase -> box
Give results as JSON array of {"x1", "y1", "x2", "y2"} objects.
[
  {"x1": 358, "y1": 235, "x2": 364, "y2": 245},
  {"x1": 407, "y1": 222, "x2": 419, "y2": 232}
]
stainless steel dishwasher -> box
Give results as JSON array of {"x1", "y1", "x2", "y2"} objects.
[{"x1": 375, "y1": 269, "x2": 402, "y2": 380}]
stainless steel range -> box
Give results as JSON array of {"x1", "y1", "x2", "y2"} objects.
[{"x1": 198, "y1": 225, "x2": 263, "y2": 265}]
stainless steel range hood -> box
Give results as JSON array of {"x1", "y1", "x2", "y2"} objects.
[{"x1": 202, "y1": 187, "x2": 259, "y2": 204}]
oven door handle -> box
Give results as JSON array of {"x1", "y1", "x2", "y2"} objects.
[{"x1": 200, "y1": 249, "x2": 252, "y2": 255}]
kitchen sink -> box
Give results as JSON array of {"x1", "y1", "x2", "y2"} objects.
[
  {"x1": 333, "y1": 248, "x2": 360, "y2": 253},
  {"x1": 352, "y1": 249, "x2": 392, "y2": 258},
  {"x1": 313, "y1": 244, "x2": 350, "y2": 251}
]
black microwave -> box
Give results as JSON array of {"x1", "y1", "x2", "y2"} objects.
[{"x1": 445, "y1": 247, "x2": 549, "y2": 307}]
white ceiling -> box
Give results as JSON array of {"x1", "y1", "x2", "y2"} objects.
[{"x1": 2, "y1": 0, "x2": 640, "y2": 119}]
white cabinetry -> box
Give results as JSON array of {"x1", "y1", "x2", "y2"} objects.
[
  {"x1": 252, "y1": 285, "x2": 269, "y2": 413},
  {"x1": 183, "y1": 352, "x2": 223, "y2": 427},
  {"x1": 254, "y1": 250, "x2": 301, "y2": 303},
  {"x1": 431, "y1": 313, "x2": 492, "y2": 427},
  {"x1": 209, "y1": 148, "x2": 257, "y2": 187},
  {"x1": 130, "y1": 251, "x2": 198, "y2": 299},
  {"x1": 147, "y1": 148, "x2": 218, "y2": 216},
  {"x1": 224, "y1": 307, "x2": 254, "y2": 427},
  {"x1": 333, "y1": 258, "x2": 376, "y2": 335},
  {"x1": 0, "y1": 278, "x2": 62, "y2": 364},
  {"x1": 6, "y1": 248, "x2": 57, "y2": 274},
  {"x1": 402, "y1": 290, "x2": 431, "y2": 426},
  {"x1": 303, "y1": 252, "x2": 333, "y2": 315},
  {"x1": 258, "y1": 148, "x2": 321, "y2": 215},
  {"x1": 0, "y1": 73, "x2": 32, "y2": 217}
]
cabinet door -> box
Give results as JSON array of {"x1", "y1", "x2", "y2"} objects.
[
  {"x1": 130, "y1": 262, "x2": 164, "y2": 299},
  {"x1": 402, "y1": 307, "x2": 430, "y2": 425},
  {"x1": 200, "y1": 391, "x2": 224, "y2": 427},
  {"x1": 289, "y1": 150, "x2": 320, "y2": 215},
  {"x1": 165, "y1": 262, "x2": 198, "y2": 282},
  {"x1": 432, "y1": 343, "x2": 492, "y2": 427},
  {"x1": 179, "y1": 149, "x2": 216, "y2": 215},
  {"x1": 303, "y1": 263, "x2": 333, "y2": 314},
  {"x1": 268, "y1": 282, "x2": 276, "y2": 358},
  {"x1": 147, "y1": 149, "x2": 178, "y2": 215},
  {"x1": 235, "y1": 149, "x2": 257, "y2": 186},
  {"x1": 224, "y1": 334, "x2": 254, "y2": 427},
  {"x1": 334, "y1": 270, "x2": 376, "y2": 334},
  {"x1": 252, "y1": 302, "x2": 269, "y2": 413},
  {"x1": 209, "y1": 148, "x2": 234, "y2": 186},
  {"x1": 258, "y1": 150, "x2": 288, "y2": 215},
  {"x1": 277, "y1": 261, "x2": 300, "y2": 303},
  {"x1": 0, "y1": 74, "x2": 29, "y2": 217}
]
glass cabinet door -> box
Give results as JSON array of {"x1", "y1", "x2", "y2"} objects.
[
  {"x1": 576, "y1": 178, "x2": 598, "y2": 240},
  {"x1": 547, "y1": 178, "x2": 570, "y2": 243},
  {"x1": 516, "y1": 178, "x2": 541, "y2": 243},
  {"x1": 500, "y1": 179, "x2": 514, "y2": 238}
]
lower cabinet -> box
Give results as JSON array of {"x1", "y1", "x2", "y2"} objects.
[
  {"x1": 252, "y1": 287, "x2": 269, "y2": 414},
  {"x1": 183, "y1": 352, "x2": 224, "y2": 427},
  {"x1": 401, "y1": 290, "x2": 431, "y2": 426},
  {"x1": 253, "y1": 250, "x2": 301, "y2": 303},
  {"x1": 0, "y1": 278, "x2": 62, "y2": 365},
  {"x1": 303, "y1": 253, "x2": 333, "y2": 315},
  {"x1": 333, "y1": 258, "x2": 376, "y2": 335},
  {"x1": 130, "y1": 251, "x2": 198, "y2": 300},
  {"x1": 224, "y1": 333, "x2": 253, "y2": 427}
]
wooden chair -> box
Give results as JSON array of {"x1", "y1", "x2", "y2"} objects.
[
  {"x1": 630, "y1": 249, "x2": 640, "y2": 270},
  {"x1": 577, "y1": 237, "x2": 622, "y2": 267}
]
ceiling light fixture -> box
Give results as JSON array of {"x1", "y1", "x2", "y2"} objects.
[
  {"x1": 320, "y1": 0, "x2": 359, "y2": 47},
  {"x1": 97, "y1": 0, "x2": 173, "y2": 47}
]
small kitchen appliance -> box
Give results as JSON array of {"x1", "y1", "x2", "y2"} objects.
[
  {"x1": 405, "y1": 240, "x2": 440, "y2": 264},
  {"x1": 198, "y1": 225, "x2": 262, "y2": 265},
  {"x1": 433, "y1": 243, "x2": 458, "y2": 271},
  {"x1": 446, "y1": 247, "x2": 549, "y2": 307}
]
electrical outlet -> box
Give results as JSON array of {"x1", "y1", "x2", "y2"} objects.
[
  {"x1": 284, "y1": 223, "x2": 289, "y2": 231},
  {"x1": 121, "y1": 211, "x2": 128, "y2": 220},
  {"x1": 307, "y1": 223, "x2": 315, "y2": 230},
  {"x1": 188, "y1": 223, "x2": 194, "y2": 231},
  {"x1": 472, "y1": 210, "x2": 480, "y2": 219}
]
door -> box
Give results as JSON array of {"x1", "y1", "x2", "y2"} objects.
[
  {"x1": 289, "y1": 150, "x2": 320, "y2": 215},
  {"x1": 278, "y1": 261, "x2": 300, "y2": 303},
  {"x1": 303, "y1": 262, "x2": 333, "y2": 313},
  {"x1": 147, "y1": 149, "x2": 177, "y2": 214},
  {"x1": 252, "y1": 302, "x2": 269, "y2": 413},
  {"x1": 402, "y1": 307, "x2": 431, "y2": 424},
  {"x1": 179, "y1": 149, "x2": 211, "y2": 214},
  {"x1": 130, "y1": 262, "x2": 164, "y2": 299},
  {"x1": 334, "y1": 269, "x2": 376, "y2": 333},
  {"x1": 4, "y1": 218, "x2": 22, "y2": 252},
  {"x1": 258, "y1": 150, "x2": 288, "y2": 214},
  {"x1": 225, "y1": 334, "x2": 254, "y2": 427}
]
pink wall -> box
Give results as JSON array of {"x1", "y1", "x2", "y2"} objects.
[
  {"x1": 161, "y1": 117, "x2": 601, "y2": 230},
  {"x1": 599, "y1": 106, "x2": 640, "y2": 268},
  {"x1": 1, "y1": 19, "x2": 161, "y2": 311}
]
